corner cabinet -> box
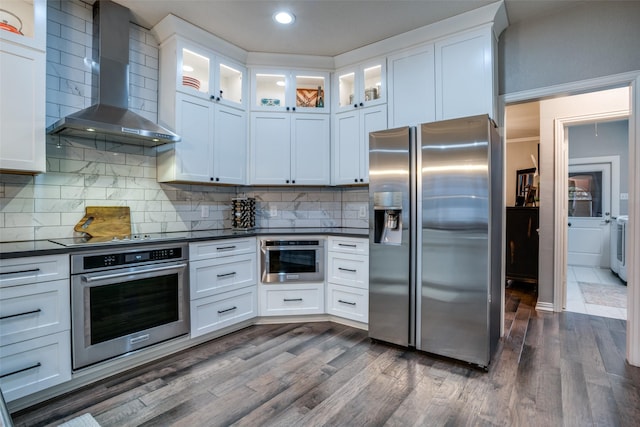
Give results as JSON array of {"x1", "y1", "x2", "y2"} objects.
[
  {"x1": 249, "y1": 68, "x2": 331, "y2": 186},
  {"x1": 155, "y1": 35, "x2": 248, "y2": 185},
  {"x1": 0, "y1": 0, "x2": 46, "y2": 174},
  {"x1": 326, "y1": 236, "x2": 369, "y2": 323},
  {"x1": 189, "y1": 238, "x2": 258, "y2": 338}
]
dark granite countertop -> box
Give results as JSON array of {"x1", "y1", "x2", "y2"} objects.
[{"x1": 0, "y1": 228, "x2": 369, "y2": 259}]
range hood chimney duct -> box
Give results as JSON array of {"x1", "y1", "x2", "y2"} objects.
[{"x1": 46, "y1": 0, "x2": 180, "y2": 146}]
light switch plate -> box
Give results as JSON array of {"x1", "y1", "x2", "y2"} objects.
[
  {"x1": 269, "y1": 205, "x2": 278, "y2": 217},
  {"x1": 358, "y1": 206, "x2": 367, "y2": 218},
  {"x1": 620, "y1": 193, "x2": 629, "y2": 200},
  {"x1": 201, "y1": 205, "x2": 209, "y2": 218}
]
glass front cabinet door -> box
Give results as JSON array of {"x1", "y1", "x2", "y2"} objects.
[
  {"x1": 251, "y1": 69, "x2": 330, "y2": 113},
  {"x1": 334, "y1": 58, "x2": 386, "y2": 113},
  {"x1": 177, "y1": 41, "x2": 246, "y2": 110}
]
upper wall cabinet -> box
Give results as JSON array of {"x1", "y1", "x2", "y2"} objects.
[
  {"x1": 435, "y1": 26, "x2": 496, "y2": 121},
  {"x1": 387, "y1": 44, "x2": 436, "y2": 128},
  {"x1": 333, "y1": 58, "x2": 386, "y2": 114},
  {"x1": 156, "y1": 35, "x2": 248, "y2": 184},
  {"x1": 167, "y1": 38, "x2": 247, "y2": 110},
  {"x1": 0, "y1": 0, "x2": 46, "y2": 174},
  {"x1": 250, "y1": 68, "x2": 330, "y2": 113}
]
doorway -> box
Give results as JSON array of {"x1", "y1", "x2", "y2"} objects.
[{"x1": 502, "y1": 74, "x2": 639, "y2": 367}]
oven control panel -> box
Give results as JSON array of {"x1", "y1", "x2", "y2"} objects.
[{"x1": 74, "y1": 245, "x2": 187, "y2": 272}]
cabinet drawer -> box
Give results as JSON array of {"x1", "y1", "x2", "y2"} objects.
[
  {"x1": 190, "y1": 254, "x2": 257, "y2": 299},
  {"x1": 327, "y1": 283, "x2": 368, "y2": 323},
  {"x1": 0, "y1": 255, "x2": 69, "y2": 288},
  {"x1": 260, "y1": 284, "x2": 324, "y2": 316},
  {"x1": 0, "y1": 331, "x2": 71, "y2": 402},
  {"x1": 0, "y1": 279, "x2": 70, "y2": 346},
  {"x1": 189, "y1": 237, "x2": 256, "y2": 261},
  {"x1": 328, "y1": 236, "x2": 369, "y2": 255},
  {"x1": 327, "y1": 252, "x2": 368, "y2": 289},
  {"x1": 190, "y1": 286, "x2": 257, "y2": 338}
]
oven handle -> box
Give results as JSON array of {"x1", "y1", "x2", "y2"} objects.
[{"x1": 81, "y1": 263, "x2": 187, "y2": 283}]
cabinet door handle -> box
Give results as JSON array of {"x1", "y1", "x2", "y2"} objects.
[
  {"x1": 216, "y1": 246, "x2": 236, "y2": 251},
  {"x1": 0, "y1": 268, "x2": 40, "y2": 276},
  {"x1": 338, "y1": 299, "x2": 356, "y2": 306},
  {"x1": 338, "y1": 243, "x2": 357, "y2": 248},
  {"x1": 0, "y1": 308, "x2": 41, "y2": 321},
  {"x1": 283, "y1": 298, "x2": 303, "y2": 302},
  {"x1": 0, "y1": 362, "x2": 41, "y2": 379},
  {"x1": 359, "y1": 102, "x2": 364, "y2": 107},
  {"x1": 217, "y1": 272, "x2": 237, "y2": 278},
  {"x1": 217, "y1": 306, "x2": 237, "y2": 314},
  {"x1": 338, "y1": 267, "x2": 357, "y2": 273},
  {"x1": 360, "y1": 178, "x2": 364, "y2": 182},
  {"x1": 292, "y1": 107, "x2": 296, "y2": 111},
  {"x1": 353, "y1": 104, "x2": 358, "y2": 108},
  {"x1": 354, "y1": 178, "x2": 358, "y2": 183}
]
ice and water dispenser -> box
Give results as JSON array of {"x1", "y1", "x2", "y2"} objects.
[{"x1": 373, "y1": 191, "x2": 403, "y2": 245}]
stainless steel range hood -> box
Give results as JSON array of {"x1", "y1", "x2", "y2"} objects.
[{"x1": 46, "y1": 0, "x2": 179, "y2": 146}]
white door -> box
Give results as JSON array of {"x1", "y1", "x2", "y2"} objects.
[
  {"x1": 290, "y1": 114, "x2": 330, "y2": 185},
  {"x1": 213, "y1": 105, "x2": 246, "y2": 185},
  {"x1": 174, "y1": 93, "x2": 214, "y2": 182},
  {"x1": 567, "y1": 162, "x2": 613, "y2": 267},
  {"x1": 250, "y1": 112, "x2": 291, "y2": 185}
]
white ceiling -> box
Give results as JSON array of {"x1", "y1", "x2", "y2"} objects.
[{"x1": 113, "y1": 0, "x2": 584, "y2": 57}]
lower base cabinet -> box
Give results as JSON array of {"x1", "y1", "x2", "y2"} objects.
[
  {"x1": 190, "y1": 286, "x2": 257, "y2": 338},
  {"x1": 326, "y1": 283, "x2": 368, "y2": 323},
  {"x1": 0, "y1": 331, "x2": 71, "y2": 402},
  {"x1": 259, "y1": 283, "x2": 325, "y2": 316}
]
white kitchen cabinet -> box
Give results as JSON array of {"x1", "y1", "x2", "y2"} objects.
[
  {"x1": 0, "y1": 254, "x2": 71, "y2": 402},
  {"x1": 0, "y1": 0, "x2": 46, "y2": 174},
  {"x1": 387, "y1": 44, "x2": 436, "y2": 128},
  {"x1": 250, "y1": 68, "x2": 329, "y2": 113},
  {"x1": 333, "y1": 58, "x2": 386, "y2": 114},
  {"x1": 157, "y1": 92, "x2": 246, "y2": 184},
  {"x1": 250, "y1": 112, "x2": 330, "y2": 186},
  {"x1": 332, "y1": 104, "x2": 387, "y2": 185},
  {"x1": 435, "y1": 26, "x2": 495, "y2": 121},
  {"x1": 259, "y1": 283, "x2": 325, "y2": 316},
  {"x1": 189, "y1": 238, "x2": 258, "y2": 338},
  {"x1": 326, "y1": 236, "x2": 369, "y2": 323},
  {"x1": 157, "y1": 36, "x2": 247, "y2": 185}
]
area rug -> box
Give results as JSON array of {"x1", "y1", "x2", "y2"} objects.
[
  {"x1": 57, "y1": 413, "x2": 100, "y2": 427},
  {"x1": 578, "y1": 282, "x2": 627, "y2": 308}
]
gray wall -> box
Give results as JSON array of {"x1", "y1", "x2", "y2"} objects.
[
  {"x1": 569, "y1": 120, "x2": 629, "y2": 215},
  {"x1": 499, "y1": 1, "x2": 640, "y2": 94}
]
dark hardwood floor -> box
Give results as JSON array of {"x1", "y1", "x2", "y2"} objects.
[{"x1": 13, "y1": 284, "x2": 640, "y2": 426}]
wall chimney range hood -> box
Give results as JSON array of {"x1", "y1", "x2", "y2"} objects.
[{"x1": 46, "y1": 0, "x2": 179, "y2": 146}]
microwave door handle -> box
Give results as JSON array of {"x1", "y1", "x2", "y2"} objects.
[{"x1": 81, "y1": 263, "x2": 187, "y2": 283}]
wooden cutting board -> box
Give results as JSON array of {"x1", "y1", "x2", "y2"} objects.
[{"x1": 74, "y1": 206, "x2": 131, "y2": 238}]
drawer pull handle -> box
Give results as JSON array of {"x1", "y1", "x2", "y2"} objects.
[
  {"x1": 338, "y1": 299, "x2": 356, "y2": 306},
  {"x1": 283, "y1": 298, "x2": 303, "y2": 302},
  {"x1": 217, "y1": 272, "x2": 237, "y2": 278},
  {"x1": 338, "y1": 267, "x2": 357, "y2": 273},
  {"x1": 218, "y1": 306, "x2": 238, "y2": 314},
  {"x1": 0, "y1": 268, "x2": 40, "y2": 276},
  {"x1": 0, "y1": 308, "x2": 42, "y2": 320},
  {"x1": 217, "y1": 246, "x2": 237, "y2": 251},
  {"x1": 338, "y1": 243, "x2": 357, "y2": 248},
  {"x1": 0, "y1": 362, "x2": 42, "y2": 379}
]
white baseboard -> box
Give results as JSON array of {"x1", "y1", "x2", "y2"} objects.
[{"x1": 535, "y1": 301, "x2": 555, "y2": 312}]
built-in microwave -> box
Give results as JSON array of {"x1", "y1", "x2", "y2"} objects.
[{"x1": 260, "y1": 238, "x2": 325, "y2": 283}]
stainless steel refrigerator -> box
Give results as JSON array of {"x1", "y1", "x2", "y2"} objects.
[{"x1": 368, "y1": 114, "x2": 502, "y2": 369}]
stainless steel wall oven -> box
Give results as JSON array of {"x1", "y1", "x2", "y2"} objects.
[
  {"x1": 71, "y1": 243, "x2": 189, "y2": 369},
  {"x1": 260, "y1": 239, "x2": 325, "y2": 283}
]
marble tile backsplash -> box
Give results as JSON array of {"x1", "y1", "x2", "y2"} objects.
[{"x1": 0, "y1": 0, "x2": 369, "y2": 243}]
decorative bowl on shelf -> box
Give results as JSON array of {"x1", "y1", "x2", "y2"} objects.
[
  {"x1": 182, "y1": 76, "x2": 201, "y2": 90},
  {"x1": 260, "y1": 98, "x2": 280, "y2": 106}
]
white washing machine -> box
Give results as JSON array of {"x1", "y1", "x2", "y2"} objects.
[
  {"x1": 617, "y1": 215, "x2": 628, "y2": 283},
  {"x1": 610, "y1": 217, "x2": 619, "y2": 275}
]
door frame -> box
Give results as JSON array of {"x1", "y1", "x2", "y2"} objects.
[
  {"x1": 558, "y1": 121, "x2": 626, "y2": 311},
  {"x1": 500, "y1": 70, "x2": 640, "y2": 366}
]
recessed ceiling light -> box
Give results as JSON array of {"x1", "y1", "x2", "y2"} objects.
[{"x1": 273, "y1": 11, "x2": 295, "y2": 25}]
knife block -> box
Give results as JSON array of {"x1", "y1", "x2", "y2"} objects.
[{"x1": 231, "y1": 197, "x2": 256, "y2": 230}]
